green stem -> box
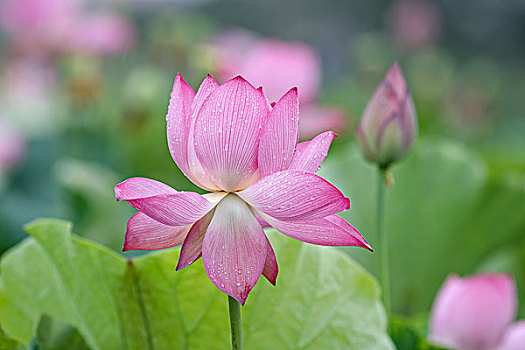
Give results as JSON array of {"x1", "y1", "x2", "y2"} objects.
[
  {"x1": 228, "y1": 296, "x2": 243, "y2": 350},
  {"x1": 377, "y1": 166, "x2": 391, "y2": 321}
]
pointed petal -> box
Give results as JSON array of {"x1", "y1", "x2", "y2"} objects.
[
  {"x1": 262, "y1": 236, "x2": 278, "y2": 285},
  {"x1": 115, "y1": 177, "x2": 177, "y2": 201},
  {"x1": 288, "y1": 131, "x2": 336, "y2": 173},
  {"x1": 190, "y1": 74, "x2": 220, "y2": 116},
  {"x1": 166, "y1": 73, "x2": 196, "y2": 180},
  {"x1": 123, "y1": 212, "x2": 191, "y2": 251},
  {"x1": 186, "y1": 75, "x2": 221, "y2": 191},
  {"x1": 202, "y1": 194, "x2": 267, "y2": 305},
  {"x1": 176, "y1": 210, "x2": 214, "y2": 270},
  {"x1": 258, "y1": 88, "x2": 299, "y2": 178},
  {"x1": 261, "y1": 213, "x2": 372, "y2": 250},
  {"x1": 193, "y1": 76, "x2": 270, "y2": 192},
  {"x1": 238, "y1": 170, "x2": 350, "y2": 222},
  {"x1": 127, "y1": 192, "x2": 216, "y2": 226}
]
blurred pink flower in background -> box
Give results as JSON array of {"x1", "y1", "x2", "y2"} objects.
[
  {"x1": 115, "y1": 74, "x2": 371, "y2": 304},
  {"x1": 299, "y1": 106, "x2": 347, "y2": 140},
  {"x1": 0, "y1": 113, "x2": 26, "y2": 173},
  {"x1": 210, "y1": 30, "x2": 347, "y2": 139},
  {"x1": 0, "y1": 57, "x2": 60, "y2": 136},
  {"x1": 429, "y1": 273, "x2": 525, "y2": 350},
  {"x1": 388, "y1": 0, "x2": 441, "y2": 51},
  {"x1": 65, "y1": 13, "x2": 135, "y2": 56},
  {"x1": 0, "y1": 0, "x2": 135, "y2": 56},
  {"x1": 0, "y1": 0, "x2": 75, "y2": 52},
  {"x1": 498, "y1": 321, "x2": 525, "y2": 350}
]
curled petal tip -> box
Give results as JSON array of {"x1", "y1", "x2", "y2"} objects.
[
  {"x1": 344, "y1": 197, "x2": 351, "y2": 211},
  {"x1": 114, "y1": 184, "x2": 123, "y2": 201}
]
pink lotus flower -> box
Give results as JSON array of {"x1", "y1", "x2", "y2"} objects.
[
  {"x1": 115, "y1": 74, "x2": 371, "y2": 304},
  {"x1": 211, "y1": 32, "x2": 347, "y2": 138},
  {"x1": 429, "y1": 273, "x2": 518, "y2": 350},
  {"x1": 356, "y1": 62, "x2": 417, "y2": 167}
]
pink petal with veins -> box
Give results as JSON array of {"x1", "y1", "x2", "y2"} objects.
[
  {"x1": 261, "y1": 213, "x2": 371, "y2": 250},
  {"x1": 166, "y1": 73, "x2": 198, "y2": 185},
  {"x1": 193, "y1": 76, "x2": 270, "y2": 191},
  {"x1": 202, "y1": 194, "x2": 266, "y2": 305},
  {"x1": 115, "y1": 177, "x2": 177, "y2": 200},
  {"x1": 238, "y1": 170, "x2": 349, "y2": 222},
  {"x1": 258, "y1": 87, "x2": 299, "y2": 178},
  {"x1": 123, "y1": 212, "x2": 190, "y2": 251},
  {"x1": 255, "y1": 214, "x2": 271, "y2": 228},
  {"x1": 176, "y1": 211, "x2": 215, "y2": 271},
  {"x1": 126, "y1": 192, "x2": 216, "y2": 227},
  {"x1": 186, "y1": 75, "x2": 221, "y2": 190},
  {"x1": 262, "y1": 236, "x2": 278, "y2": 285},
  {"x1": 289, "y1": 131, "x2": 336, "y2": 173}
]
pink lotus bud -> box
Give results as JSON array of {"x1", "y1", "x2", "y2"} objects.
[
  {"x1": 356, "y1": 62, "x2": 417, "y2": 167},
  {"x1": 498, "y1": 321, "x2": 525, "y2": 350},
  {"x1": 429, "y1": 273, "x2": 517, "y2": 350}
]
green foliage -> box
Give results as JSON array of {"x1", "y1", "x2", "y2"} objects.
[
  {"x1": 321, "y1": 139, "x2": 525, "y2": 314},
  {"x1": 0, "y1": 219, "x2": 393, "y2": 349},
  {"x1": 36, "y1": 316, "x2": 90, "y2": 350},
  {"x1": 0, "y1": 327, "x2": 25, "y2": 350},
  {"x1": 476, "y1": 238, "x2": 525, "y2": 317},
  {"x1": 390, "y1": 318, "x2": 449, "y2": 350},
  {"x1": 54, "y1": 158, "x2": 132, "y2": 250}
]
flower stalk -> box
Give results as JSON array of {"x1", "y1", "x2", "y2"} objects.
[
  {"x1": 377, "y1": 166, "x2": 391, "y2": 321},
  {"x1": 228, "y1": 295, "x2": 243, "y2": 350}
]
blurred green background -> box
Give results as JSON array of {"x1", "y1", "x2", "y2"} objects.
[{"x1": 1, "y1": 0, "x2": 524, "y2": 324}]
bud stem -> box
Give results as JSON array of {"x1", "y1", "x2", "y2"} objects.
[
  {"x1": 228, "y1": 295, "x2": 243, "y2": 350},
  {"x1": 377, "y1": 166, "x2": 392, "y2": 324}
]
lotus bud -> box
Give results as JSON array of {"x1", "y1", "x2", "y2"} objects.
[
  {"x1": 429, "y1": 273, "x2": 517, "y2": 350},
  {"x1": 356, "y1": 62, "x2": 417, "y2": 168}
]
